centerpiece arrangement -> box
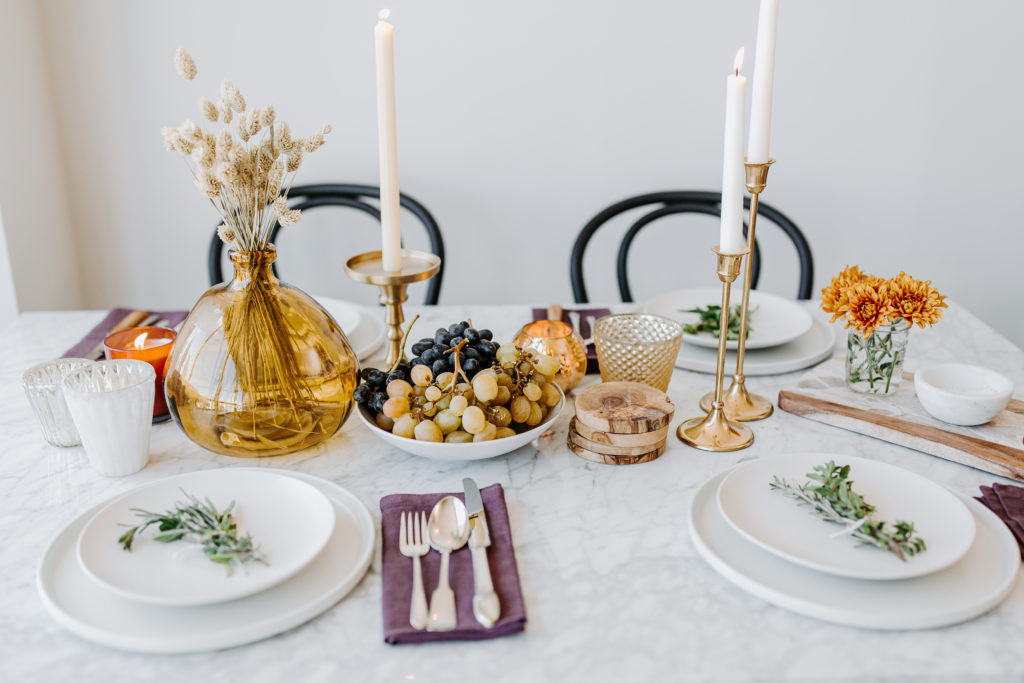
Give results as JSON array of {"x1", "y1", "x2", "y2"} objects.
[
  {"x1": 162, "y1": 48, "x2": 358, "y2": 457},
  {"x1": 821, "y1": 266, "x2": 946, "y2": 395}
]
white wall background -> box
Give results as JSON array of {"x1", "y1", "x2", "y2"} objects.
[{"x1": 4, "y1": 0, "x2": 1023, "y2": 345}]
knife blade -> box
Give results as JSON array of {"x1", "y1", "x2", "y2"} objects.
[{"x1": 462, "y1": 477, "x2": 500, "y2": 628}]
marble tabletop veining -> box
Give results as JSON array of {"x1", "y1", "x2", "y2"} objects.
[{"x1": 2, "y1": 302, "x2": 1024, "y2": 683}]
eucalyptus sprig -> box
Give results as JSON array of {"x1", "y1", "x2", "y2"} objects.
[
  {"x1": 769, "y1": 461, "x2": 926, "y2": 561},
  {"x1": 118, "y1": 491, "x2": 267, "y2": 574},
  {"x1": 681, "y1": 304, "x2": 754, "y2": 340}
]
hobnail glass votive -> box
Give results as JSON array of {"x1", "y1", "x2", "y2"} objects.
[
  {"x1": 513, "y1": 320, "x2": 588, "y2": 392},
  {"x1": 593, "y1": 314, "x2": 683, "y2": 392},
  {"x1": 63, "y1": 360, "x2": 156, "y2": 477},
  {"x1": 22, "y1": 358, "x2": 96, "y2": 447}
]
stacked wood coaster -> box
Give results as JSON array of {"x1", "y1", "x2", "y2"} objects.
[{"x1": 568, "y1": 381, "x2": 675, "y2": 465}]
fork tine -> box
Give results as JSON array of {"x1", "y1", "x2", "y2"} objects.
[
  {"x1": 419, "y1": 511, "x2": 428, "y2": 548},
  {"x1": 399, "y1": 511, "x2": 407, "y2": 549}
]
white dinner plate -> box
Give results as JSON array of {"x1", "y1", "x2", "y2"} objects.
[
  {"x1": 356, "y1": 389, "x2": 565, "y2": 461},
  {"x1": 674, "y1": 314, "x2": 835, "y2": 375},
  {"x1": 77, "y1": 469, "x2": 336, "y2": 606},
  {"x1": 38, "y1": 468, "x2": 374, "y2": 654},
  {"x1": 645, "y1": 288, "x2": 813, "y2": 350},
  {"x1": 691, "y1": 466, "x2": 1019, "y2": 630},
  {"x1": 717, "y1": 453, "x2": 976, "y2": 581},
  {"x1": 314, "y1": 296, "x2": 387, "y2": 361}
]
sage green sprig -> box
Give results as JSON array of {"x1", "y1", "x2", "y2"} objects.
[
  {"x1": 769, "y1": 461, "x2": 926, "y2": 561},
  {"x1": 681, "y1": 304, "x2": 754, "y2": 340},
  {"x1": 118, "y1": 491, "x2": 267, "y2": 574}
]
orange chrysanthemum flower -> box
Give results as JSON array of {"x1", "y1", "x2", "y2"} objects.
[
  {"x1": 887, "y1": 272, "x2": 948, "y2": 328},
  {"x1": 820, "y1": 264, "x2": 870, "y2": 319},
  {"x1": 838, "y1": 281, "x2": 895, "y2": 337}
]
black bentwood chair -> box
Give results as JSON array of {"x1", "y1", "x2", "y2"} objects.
[
  {"x1": 570, "y1": 190, "x2": 813, "y2": 304},
  {"x1": 208, "y1": 183, "x2": 446, "y2": 305}
]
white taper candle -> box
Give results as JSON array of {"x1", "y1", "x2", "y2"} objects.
[
  {"x1": 747, "y1": 0, "x2": 780, "y2": 164},
  {"x1": 719, "y1": 48, "x2": 747, "y2": 255},
  {"x1": 375, "y1": 9, "x2": 402, "y2": 272}
]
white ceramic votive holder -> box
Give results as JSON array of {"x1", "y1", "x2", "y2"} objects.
[
  {"x1": 63, "y1": 359, "x2": 156, "y2": 477},
  {"x1": 22, "y1": 358, "x2": 96, "y2": 447}
]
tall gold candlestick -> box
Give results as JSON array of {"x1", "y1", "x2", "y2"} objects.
[
  {"x1": 678, "y1": 246, "x2": 754, "y2": 451},
  {"x1": 345, "y1": 249, "x2": 441, "y2": 367},
  {"x1": 700, "y1": 158, "x2": 775, "y2": 420}
]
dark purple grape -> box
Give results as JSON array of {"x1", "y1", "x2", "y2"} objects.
[
  {"x1": 477, "y1": 340, "x2": 496, "y2": 355},
  {"x1": 464, "y1": 328, "x2": 480, "y2": 343},
  {"x1": 387, "y1": 370, "x2": 408, "y2": 384},
  {"x1": 462, "y1": 346, "x2": 480, "y2": 360},
  {"x1": 462, "y1": 358, "x2": 481, "y2": 376},
  {"x1": 431, "y1": 358, "x2": 449, "y2": 376},
  {"x1": 478, "y1": 329, "x2": 493, "y2": 341},
  {"x1": 449, "y1": 335, "x2": 464, "y2": 347},
  {"x1": 353, "y1": 383, "x2": 372, "y2": 404},
  {"x1": 421, "y1": 348, "x2": 440, "y2": 364},
  {"x1": 432, "y1": 343, "x2": 448, "y2": 354},
  {"x1": 369, "y1": 391, "x2": 387, "y2": 413},
  {"x1": 410, "y1": 357, "x2": 428, "y2": 367},
  {"x1": 359, "y1": 368, "x2": 375, "y2": 382},
  {"x1": 447, "y1": 323, "x2": 463, "y2": 336},
  {"x1": 433, "y1": 329, "x2": 450, "y2": 345},
  {"x1": 366, "y1": 369, "x2": 387, "y2": 388},
  {"x1": 411, "y1": 341, "x2": 432, "y2": 357}
]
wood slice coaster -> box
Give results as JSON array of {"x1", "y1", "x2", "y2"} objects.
[
  {"x1": 567, "y1": 435, "x2": 667, "y2": 466},
  {"x1": 568, "y1": 424, "x2": 666, "y2": 456},
  {"x1": 573, "y1": 381, "x2": 675, "y2": 434},
  {"x1": 569, "y1": 417, "x2": 669, "y2": 448}
]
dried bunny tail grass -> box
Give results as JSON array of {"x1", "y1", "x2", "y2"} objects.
[
  {"x1": 195, "y1": 172, "x2": 221, "y2": 199},
  {"x1": 260, "y1": 106, "x2": 276, "y2": 127},
  {"x1": 175, "y1": 47, "x2": 197, "y2": 80},
  {"x1": 305, "y1": 132, "x2": 325, "y2": 153},
  {"x1": 199, "y1": 97, "x2": 219, "y2": 122},
  {"x1": 247, "y1": 107, "x2": 264, "y2": 136},
  {"x1": 276, "y1": 122, "x2": 293, "y2": 151},
  {"x1": 220, "y1": 81, "x2": 246, "y2": 113},
  {"x1": 217, "y1": 223, "x2": 237, "y2": 245},
  {"x1": 217, "y1": 100, "x2": 234, "y2": 124},
  {"x1": 286, "y1": 146, "x2": 304, "y2": 172},
  {"x1": 267, "y1": 157, "x2": 285, "y2": 191},
  {"x1": 273, "y1": 197, "x2": 302, "y2": 227},
  {"x1": 161, "y1": 126, "x2": 181, "y2": 152},
  {"x1": 192, "y1": 142, "x2": 215, "y2": 170},
  {"x1": 215, "y1": 130, "x2": 233, "y2": 159},
  {"x1": 216, "y1": 162, "x2": 238, "y2": 186},
  {"x1": 236, "y1": 113, "x2": 252, "y2": 142}
]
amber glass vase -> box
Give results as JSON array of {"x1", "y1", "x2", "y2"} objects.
[{"x1": 165, "y1": 247, "x2": 358, "y2": 457}]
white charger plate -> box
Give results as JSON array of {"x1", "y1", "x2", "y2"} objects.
[
  {"x1": 37, "y1": 468, "x2": 374, "y2": 654},
  {"x1": 691, "y1": 466, "x2": 1020, "y2": 630},
  {"x1": 675, "y1": 315, "x2": 835, "y2": 375},
  {"x1": 77, "y1": 470, "x2": 336, "y2": 606},
  {"x1": 314, "y1": 296, "x2": 386, "y2": 361},
  {"x1": 645, "y1": 287, "x2": 813, "y2": 350},
  {"x1": 718, "y1": 453, "x2": 976, "y2": 580},
  {"x1": 356, "y1": 390, "x2": 565, "y2": 461}
]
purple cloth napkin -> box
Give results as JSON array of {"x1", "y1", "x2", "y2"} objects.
[
  {"x1": 530, "y1": 307, "x2": 611, "y2": 374},
  {"x1": 62, "y1": 308, "x2": 190, "y2": 358},
  {"x1": 380, "y1": 483, "x2": 526, "y2": 644},
  {"x1": 976, "y1": 483, "x2": 1024, "y2": 558}
]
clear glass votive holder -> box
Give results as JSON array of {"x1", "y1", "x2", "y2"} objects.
[
  {"x1": 22, "y1": 358, "x2": 96, "y2": 447},
  {"x1": 62, "y1": 359, "x2": 156, "y2": 477},
  {"x1": 593, "y1": 313, "x2": 683, "y2": 392},
  {"x1": 512, "y1": 320, "x2": 588, "y2": 392}
]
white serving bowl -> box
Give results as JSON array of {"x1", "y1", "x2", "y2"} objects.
[
  {"x1": 914, "y1": 364, "x2": 1014, "y2": 426},
  {"x1": 356, "y1": 388, "x2": 565, "y2": 461}
]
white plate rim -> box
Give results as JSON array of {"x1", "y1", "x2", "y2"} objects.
[
  {"x1": 690, "y1": 466, "x2": 1020, "y2": 630},
  {"x1": 75, "y1": 469, "x2": 337, "y2": 606},
  {"x1": 674, "y1": 315, "x2": 835, "y2": 375},
  {"x1": 314, "y1": 296, "x2": 387, "y2": 361},
  {"x1": 645, "y1": 287, "x2": 814, "y2": 350},
  {"x1": 36, "y1": 468, "x2": 375, "y2": 654},
  {"x1": 356, "y1": 389, "x2": 565, "y2": 461},
  {"x1": 716, "y1": 453, "x2": 976, "y2": 580}
]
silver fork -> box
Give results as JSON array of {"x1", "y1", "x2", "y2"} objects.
[{"x1": 399, "y1": 511, "x2": 429, "y2": 630}]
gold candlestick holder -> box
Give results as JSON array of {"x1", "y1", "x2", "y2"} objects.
[
  {"x1": 700, "y1": 158, "x2": 776, "y2": 421},
  {"x1": 344, "y1": 249, "x2": 442, "y2": 367},
  {"x1": 678, "y1": 246, "x2": 754, "y2": 451}
]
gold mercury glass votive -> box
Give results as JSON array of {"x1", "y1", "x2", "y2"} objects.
[
  {"x1": 593, "y1": 314, "x2": 683, "y2": 392},
  {"x1": 513, "y1": 320, "x2": 588, "y2": 392}
]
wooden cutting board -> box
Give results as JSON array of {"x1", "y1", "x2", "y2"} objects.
[{"x1": 778, "y1": 358, "x2": 1024, "y2": 481}]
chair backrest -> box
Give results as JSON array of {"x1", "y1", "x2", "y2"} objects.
[
  {"x1": 570, "y1": 190, "x2": 813, "y2": 303},
  {"x1": 0, "y1": 206, "x2": 19, "y2": 330},
  {"x1": 208, "y1": 183, "x2": 445, "y2": 304}
]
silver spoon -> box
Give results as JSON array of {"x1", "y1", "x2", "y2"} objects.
[{"x1": 426, "y1": 495, "x2": 470, "y2": 631}]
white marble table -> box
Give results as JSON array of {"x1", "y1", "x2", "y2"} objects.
[{"x1": 2, "y1": 302, "x2": 1023, "y2": 683}]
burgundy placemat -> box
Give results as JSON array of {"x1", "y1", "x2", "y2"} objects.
[
  {"x1": 530, "y1": 307, "x2": 610, "y2": 374},
  {"x1": 977, "y1": 483, "x2": 1024, "y2": 559},
  {"x1": 379, "y1": 483, "x2": 526, "y2": 644},
  {"x1": 62, "y1": 308, "x2": 189, "y2": 358}
]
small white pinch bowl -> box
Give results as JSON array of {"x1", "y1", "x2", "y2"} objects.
[{"x1": 915, "y1": 364, "x2": 1014, "y2": 426}]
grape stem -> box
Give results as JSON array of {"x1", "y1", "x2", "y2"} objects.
[
  {"x1": 443, "y1": 339, "x2": 470, "y2": 392},
  {"x1": 388, "y1": 314, "x2": 420, "y2": 376}
]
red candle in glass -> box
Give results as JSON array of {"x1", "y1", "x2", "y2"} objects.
[{"x1": 104, "y1": 326, "x2": 177, "y2": 417}]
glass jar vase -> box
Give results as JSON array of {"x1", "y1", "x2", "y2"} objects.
[
  {"x1": 165, "y1": 246, "x2": 358, "y2": 456},
  {"x1": 845, "y1": 319, "x2": 910, "y2": 395}
]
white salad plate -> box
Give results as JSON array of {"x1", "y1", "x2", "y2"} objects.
[
  {"x1": 314, "y1": 296, "x2": 387, "y2": 361},
  {"x1": 717, "y1": 453, "x2": 977, "y2": 581},
  {"x1": 645, "y1": 287, "x2": 813, "y2": 350},
  {"x1": 691, "y1": 466, "x2": 1020, "y2": 630},
  {"x1": 674, "y1": 315, "x2": 835, "y2": 376},
  {"x1": 77, "y1": 469, "x2": 336, "y2": 606},
  {"x1": 357, "y1": 389, "x2": 565, "y2": 461},
  {"x1": 38, "y1": 468, "x2": 374, "y2": 654}
]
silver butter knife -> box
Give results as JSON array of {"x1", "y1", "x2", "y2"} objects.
[{"x1": 462, "y1": 477, "x2": 500, "y2": 628}]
